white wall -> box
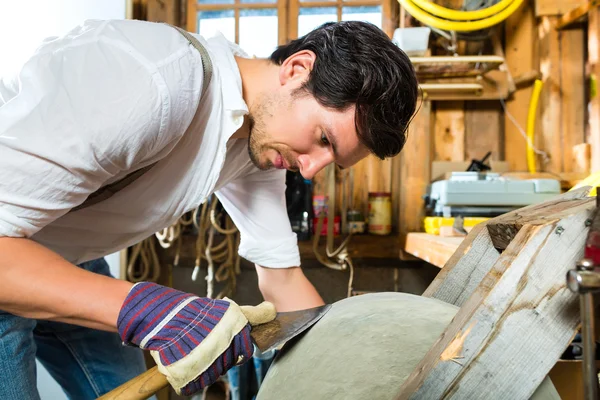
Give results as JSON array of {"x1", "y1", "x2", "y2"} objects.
[{"x1": 0, "y1": 2, "x2": 127, "y2": 397}]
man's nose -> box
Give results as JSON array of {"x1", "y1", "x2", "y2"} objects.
[{"x1": 297, "y1": 152, "x2": 334, "y2": 180}]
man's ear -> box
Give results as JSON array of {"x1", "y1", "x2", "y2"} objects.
[{"x1": 279, "y1": 50, "x2": 316, "y2": 87}]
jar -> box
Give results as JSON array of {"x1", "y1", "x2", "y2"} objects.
[
  {"x1": 347, "y1": 210, "x2": 365, "y2": 234},
  {"x1": 368, "y1": 192, "x2": 392, "y2": 235}
]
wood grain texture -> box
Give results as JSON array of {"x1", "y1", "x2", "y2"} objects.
[
  {"x1": 572, "y1": 143, "x2": 592, "y2": 173},
  {"x1": 399, "y1": 100, "x2": 433, "y2": 245},
  {"x1": 535, "y1": 0, "x2": 586, "y2": 16},
  {"x1": 539, "y1": 16, "x2": 562, "y2": 173},
  {"x1": 422, "y1": 224, "x2": 501, "y2": 307},
  {"x1": 397, "y1": 196, "x2": 595, "y2": 399},
  {"x1": 403, "y1": 233, "x2": 463, "y2": 269},
  {"x1": 486, "y1": 187, "x2": 593, "y2": 250},
  {"x1": 589, "y1": 7, "x2": 600, "y2": 173},
  {"x1": 98, "y1": 366, "x2": 167, "y2": 400},
  {"x1": 560, "y1": 25, "x2": 586, "y2": 173},
  {"x1": 465, "y1": 101, "x2": 503, "y2": 162},
  {"x1": 505, "y1": 0, "x2": 536, "y2": 172},
  {"x1": 434, "y1": 102, "x2": 465, "y2": 162}
]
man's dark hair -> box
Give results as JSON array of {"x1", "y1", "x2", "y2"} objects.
[{"x1": 270, "y1": 21, "x2": 419, "y2": 159}]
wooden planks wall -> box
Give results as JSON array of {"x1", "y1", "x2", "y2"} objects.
[{"x1": 589, "y1": 7, "x2": 600, "y2": 173}]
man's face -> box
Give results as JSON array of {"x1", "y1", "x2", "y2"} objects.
[{"x1": 246, "y1": 87, "x2": 369, "y2": 181}]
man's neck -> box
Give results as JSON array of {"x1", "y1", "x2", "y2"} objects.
[{"x1": 231, "y1": 56, "x2": 278, "y2": 139}]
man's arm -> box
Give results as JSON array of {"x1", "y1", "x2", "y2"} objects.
[
  {"x1": 255, "y1": 264, "x2": 324, "y2": 312},
  {"x1": 0, "y1": 237, "x2": 132, "y2": 331}
]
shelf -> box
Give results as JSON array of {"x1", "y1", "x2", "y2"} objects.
[
  {"x1": 299, "y1": 234, "x2": 401, "y2": 260},
  {"x1": 403, "y1": 233, "x2": 463, "y2": 269}
]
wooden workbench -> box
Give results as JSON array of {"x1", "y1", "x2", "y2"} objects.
[{"x1": 404, "y1": 233, "x2": 463, "y2": 269}]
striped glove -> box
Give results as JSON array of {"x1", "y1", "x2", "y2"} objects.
[{"x1": 117, "y1": 282, "x2": 276, "y2": 396}]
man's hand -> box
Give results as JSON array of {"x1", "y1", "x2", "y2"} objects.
[
  {"x1": 117, "y1": 282, "x2": 276, "y2": 396},
  {"x1": 255, "y1": 265, "x2": 325, "y2": 312}
]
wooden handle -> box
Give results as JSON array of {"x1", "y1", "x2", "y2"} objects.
[{"x1": 98, "y1": 366, "x2": 168, "y2": 400}]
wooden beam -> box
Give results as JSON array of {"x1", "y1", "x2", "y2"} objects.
[
  {"x1": 399, "y1": 100, "x2": 432, "y2": 245},
  {"x1": 396, "y1": 191, "x2": 596, "y2": 399},
  {"x1": 146, "y1": 0, "x2": 180, "y2": 25},
  {"x1": 538, "y1": 16, "x2": 562, "y2": 174},
  {"x1": 465, "y1": 101, "x2": 503, "y2": 162},
  {"x1": 556, "y1": 0, "x2": 600, "y2": 30},
  {"x1": 186, "y1": 0, "x2": 196, "y2": 32},
  {"x1": 423, "y1": 224, "x2": 500, "y2": 307},
  {"x1": 404, "y1": 233, "x2": 463, "y2": 269},
  {"x1": 589, "y1": 7, "x2": 600, "y2": 172},
  {"x1": 573, "y1": 143, "x2": 592, "y2": 173},
  {"x1": 504, "y1": 0, "x2": 536, "y2": 172},
  {"x1": 535, "y1": 0, "x2": 586, "y2": 17},
  {"x1": 433, "y1": 102, "x2": 465, "y2": 162},
  {"x1": 560, "y1": 24, "x2": 586, "y2": 173}
]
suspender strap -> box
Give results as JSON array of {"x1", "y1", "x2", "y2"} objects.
[{"x1": 70, "y1": 25, "x2": 213, "y2": 213}]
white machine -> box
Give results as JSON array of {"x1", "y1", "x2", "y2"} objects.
[{"x1": 425, "y1": 172, "x2": 562, "y2": 217}]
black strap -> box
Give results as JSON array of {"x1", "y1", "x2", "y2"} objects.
[{"x1": 70, "y1": 26, "x2": 213, "y2": 213}]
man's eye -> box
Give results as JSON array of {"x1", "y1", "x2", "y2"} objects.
[{"x1": 321, "y1": 133, "x2": 330, "y2": 146}]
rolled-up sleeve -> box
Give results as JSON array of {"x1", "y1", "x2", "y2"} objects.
[
  {"x1": 215, "y1": 168, "x2": 300, "y2": 268},
  {"x1": 0, "y1": 21, "x2": 170, "y2": 238}
]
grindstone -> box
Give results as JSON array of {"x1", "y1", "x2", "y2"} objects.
[{"x1": 257, "y1": 292, "x2": 560, "y2": 400}]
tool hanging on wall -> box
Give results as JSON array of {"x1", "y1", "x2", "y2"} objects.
[{"x1": 312, "y1": 164, "x2": 355, "y2": 297}]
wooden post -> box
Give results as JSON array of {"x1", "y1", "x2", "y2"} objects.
[
  {"x1": 464, "y1": 101, "x2": 503, "y2": 162},
  {"x1": 433, "y1": 102, "x2": 465, "y2": 162},
  {"x1": 396, "y1": 188, "x2": 595, "y2": 399},
  {"x1": 399, "y1": 100, "x2": 433, "y2": 246},
  {"x1": 504, "y1": 0, "x2": 536, "y2": 172},
  {"x1": 589, "y1": 7, "x2": 600, "y2": 173}
]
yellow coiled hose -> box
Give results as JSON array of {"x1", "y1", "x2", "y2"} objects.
[{"x1": 398, "y1": 0, "x2": 524, "y2": 32}]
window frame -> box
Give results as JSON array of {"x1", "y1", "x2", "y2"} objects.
[{"x1": 186, "y1": 0, "x2": 397, "y2": 45}]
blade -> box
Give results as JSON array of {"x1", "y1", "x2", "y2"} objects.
[
  {"x1": 250, "y1": 304, "x2": 331, "y2": 353},
  {"x1": 585, "y1": 194, "x2": 600, "y2": 265}
]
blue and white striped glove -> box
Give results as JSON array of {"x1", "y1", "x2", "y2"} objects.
[{"x1": 117, "y1": 282, "x2": 276, "y2": 396}]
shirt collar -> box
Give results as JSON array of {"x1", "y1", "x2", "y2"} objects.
[{"x1": 205, "y1": 33, "x2": 249, "y2": 117}]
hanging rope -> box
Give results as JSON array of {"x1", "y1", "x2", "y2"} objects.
[{"x1": 125, "y1": 195, "x2": 240, "y2": 298}]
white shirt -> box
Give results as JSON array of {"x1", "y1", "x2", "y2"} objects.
[{"x1": 0, "y1": 19, "x2": 300, "y2": 268}]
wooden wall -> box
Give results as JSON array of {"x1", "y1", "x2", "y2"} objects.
[
  {"x1": 139, "y1": 0, "x2": 592, "y2": 245},
  {"x1": 312, "y1": 0, "x2": 591, "y2": 246}
]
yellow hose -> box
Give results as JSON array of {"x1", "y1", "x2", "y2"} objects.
[
  {"x1": 526, "y1": 80, "x2": 543, "y2": 173},
  {"x1": 398, "y1": 0, "x2": 524, "y2": 32},
  {"x1": 411, "y1": 0, "x2": 514, "y2": 21}
]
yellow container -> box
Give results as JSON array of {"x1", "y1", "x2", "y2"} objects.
[
  {"x1": 368, "y1": 192, "x2": 392, "y2": 235},
  {"x1": 423, "y1": 216, "x2": 489, "y2": 235}
]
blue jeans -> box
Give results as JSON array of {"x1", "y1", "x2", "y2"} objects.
[{"x1": 0, "y1": 258, "x2": 152, "y2": 400}]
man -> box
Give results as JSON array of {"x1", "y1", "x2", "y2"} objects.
[{"x1": 0, "y1": 19, "x2": 418, "y2": 398}]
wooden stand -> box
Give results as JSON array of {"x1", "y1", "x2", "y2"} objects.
[{"x1": 396, "y1": 187, "x2": 596, "y2": 399}]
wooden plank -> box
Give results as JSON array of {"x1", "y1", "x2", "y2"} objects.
[
  {"x1": 399, "y1": 100, "x2": 433, "y2": 245},
  {"x1": 504, "y1": 0, "x2": 536, "y2": 172},
  {"x1": 397, "y1": 197, "x2": 595, "y2": 399},
  {"x1": 423, "y1": 224, "x2": 501, "y2": 307},
  {"x1": 535, "y1": 0, "x2": 586, "y2": 17},
  {"x1": 538, "y1": 16, "x2": 562, "y2": 174},
  {"x1": 572, "y1": 143, "x2": 592, "y2": 173},
  {"x1": 382, "y1": 0, "x2": 399, "y2": 39},
  {"x1": 485, "y1": 187, "x2": 593, "y2": 250},
  {"x1": 186, "y1": 0, "x2": 197, "y2": 32},
  {"x1": 464, "y1": 101, "x2": 503, "y2": 162},
  {"x1": 277, "y1": 0, "x2": 288, "y2": 45},
  {"x1": 403, "y1": 233, "x2": 463, "y2": 269},
  {"x1": 556, "y1": 0, "x2": 599, "y2": 30},
  {"x1": 146, "y1": 0, "x2": 180, "y2": 25},
  {"x1": 589, "y1": 7, "x2": 600, "y2": 173},
  {"x1": 433, "y1": 101, "x2": 465, "y2": 162},
  {"x1": 561, "y1": 25, "x2": 586, "y2": 173}
]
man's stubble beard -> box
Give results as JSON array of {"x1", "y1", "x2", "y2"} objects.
[{"x1": 247, "y1": 93, "x2": 275, "y2": 170}]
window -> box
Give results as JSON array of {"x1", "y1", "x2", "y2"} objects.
[{"x1": 187, "y1": 0, "x2": 396, "y2": 50}]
